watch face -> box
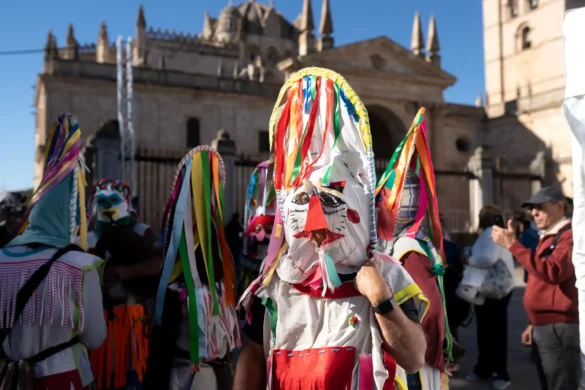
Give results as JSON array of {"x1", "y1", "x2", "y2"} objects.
[{"x1": 375, "y1": 298, "x2": 394, "y2": 315}]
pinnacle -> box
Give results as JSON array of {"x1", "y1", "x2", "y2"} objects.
[
  {"x1": 427, "y1": 14, "x2": 440, "y2": 54},
  {"x1": 319, "y1": 0, "x2": 333, "y2": 36},
  {"x1": 137, "y1": 5, "x2": 146, "y2": 29},
  {"x1": 411, "y1": 11, "x2": 424, "y2": 55},
  {"x1": 300, "y1": 0, "x2": 315, "y2": 33}
]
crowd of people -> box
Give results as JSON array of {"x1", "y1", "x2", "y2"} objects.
[{"x1": 0, "y1": 67, "x2": 580, "y2": 390}]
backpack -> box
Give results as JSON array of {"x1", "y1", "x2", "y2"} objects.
[{"x1": 0, "y1": 244, "x2": 83, "y2": 390}]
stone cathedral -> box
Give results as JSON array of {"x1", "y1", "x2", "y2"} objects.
[{"x1": 32, "y1": 0, "x2": 575, "y2": 230}]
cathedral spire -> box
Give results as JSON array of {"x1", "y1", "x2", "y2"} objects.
[
  {"x1": 99, "y1": 21, "x2": 108, "y2": 42},
  {"x1": 97, "y1": 21, "x2": 110, "y2": 63},
  {"x1": 136, "y1": 5, "x2": 146, "y2": 29},
  {"x1": 300, "y1": 0, "x2": 315, "y2": 33},
  {"x1": 44, "y1": 30, "x2": 57, "y2": 61},
  {"x1": 319, "y1": 0, "x2": 333, "y2": 36},
  {"x1": 66, "y1": 23, "x2": 77, "y2": 46},
  {"x1": 411, "y1": 11, "x2": 424, "y2": 58},
  {"x1": 426, "y1": 15, "x2": 441, "y2": 66},
  {"x1": 202, "y1": 10, "x2": 213, "y2": 40},
  {"x1": 298, "y1": 0, "x2": 316, "y2": 56}
]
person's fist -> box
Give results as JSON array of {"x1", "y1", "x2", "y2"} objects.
[
  {"x1": 355, "y1": 261, "x2": 393, "y2": 306},
  {"x1": 492, "y1": 219, "x2": 517, "y2": 250},
  {"x1": 521, "y1": 325, "x2": 533, "y2": 346}
]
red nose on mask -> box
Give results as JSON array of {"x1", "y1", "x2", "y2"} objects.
[{"x1": 304, "y1": 190, "x2": 328, "y2": 232}]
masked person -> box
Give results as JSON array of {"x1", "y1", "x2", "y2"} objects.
[
  {"x1": 144, "y1": 146, "x2": 241, "y2": 390},
  {"x1": 86, "y1": 179, "x2": 161, "y2": 390},
  {"x1": 234, "y1": 68, "x2": 427, "y2": 390},
  {"x1": 0, "y1": 113, "x2": 107, "y2": 389},
  {"x1": 239, "y1": 160, "x2": 276, "y2": 295},
  {"x1": 376, "y1": 108, "x2": 453, "y2": 390}
]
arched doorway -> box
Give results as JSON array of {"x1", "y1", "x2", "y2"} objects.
[{"x1": 366, "y1": 105, "x2": 406, "y2": 159}]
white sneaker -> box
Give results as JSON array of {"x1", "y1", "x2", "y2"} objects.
[{"x1": 492, "y1": 379, "x2": 512, "y2": 389}]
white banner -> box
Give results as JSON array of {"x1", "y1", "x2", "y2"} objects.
[{"x1": 562, "y1": 7, "x2": 585, "y2": 386}]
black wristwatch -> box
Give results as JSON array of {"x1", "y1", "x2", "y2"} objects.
[{"x1": 373, "y1": 297, "x2": 395, "y2": 315}]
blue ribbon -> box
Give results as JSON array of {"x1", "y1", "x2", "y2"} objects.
[
  {"x1": 154, "y1": 158, "x2": 193, "y2": 325},
  {"x1": 340, "y1": 89, "x2": 359, "y2": 122},
  {"x1": 303, "y1": 75, "x2": 313, "y2": 113}
]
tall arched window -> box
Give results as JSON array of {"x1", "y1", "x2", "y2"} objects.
[
  {"x1": 508, "y1": 0, "x2": 519, "y2": 19},
  {"x1": 528, "y1": 0, "x2": 538, "y2": 10},
  {"x1": 186, "y1": 117, "x2": 200, "y2": 148},
  {"x1": 521, "y1": 26, "x2": 531, "y2": 51}
]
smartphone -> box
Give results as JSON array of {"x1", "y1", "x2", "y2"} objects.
[{"x1": 494, "y1": 214, "x2": 505, "y2": 228}]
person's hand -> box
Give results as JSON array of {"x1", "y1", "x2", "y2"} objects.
[
  {"x1": 104, "y1": 266, "x2": 132, "y2": 290},
  {"x1": 521, "y1": 324, "x2": 533, "y2": 346},
  {"x1": 492, "y1": 220, "x2": 517, "y2": 250},
  {"x1": 444, "y1": 363, "x2": 459, "y2": 377},
  {"x1": 355, "y1": 261, "x2": 393, "y2": 306}
]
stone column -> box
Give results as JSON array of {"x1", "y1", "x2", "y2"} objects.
[
  {"x1": 212, "y1": 130, "x2": 238, "y2": 220},
  {"x1": 529, "y1": 150, "x2": 546, "y2": 194},
  {"x1": 468, "y1": 146, "x2": 494, "y2": 231}
]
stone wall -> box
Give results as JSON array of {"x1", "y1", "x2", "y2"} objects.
[{"x1": 34, "y1": 59, "x2": 280, "y2": 188}]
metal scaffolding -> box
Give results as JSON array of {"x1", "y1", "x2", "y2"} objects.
[{"x1": 116, "y1": 36, "x2": 136, "y2": 193}]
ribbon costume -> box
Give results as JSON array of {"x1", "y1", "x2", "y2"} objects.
[
  {"x1": 85, "y1": 178, "x2": 159, "y2": 390},
  {"x1": 240, "y1": 67, "x2": 428, "y2": 390},
  {"x1": 0, "y1": 114, "x2": 107, "y2": 389},
  {"x1": 239, "y1": 161, "x2": 276, "y2": 294},
  {"x1": 145, "y1": 146, "x2": 241, "y2": 390},
  {"x1": 376, "y1": 108, "x2": 453, "y2": 389}
]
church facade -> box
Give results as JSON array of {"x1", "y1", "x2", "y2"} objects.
[{"x1": 33, "y1": 0, "x2": 564, "y2": 230}]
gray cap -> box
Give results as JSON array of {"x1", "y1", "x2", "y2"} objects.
[{"x1": 521, "y1": 186, "x2": 566, "y2": 208}]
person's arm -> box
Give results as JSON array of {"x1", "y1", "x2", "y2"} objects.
[
  {"x1": 233, "y1": 297, "x2": 267, "y2": 390},
  {"x1": 79, "y1": 267, "x2": 107, "y2": 349},
  {"x1": 510, "y1": 233, "x2": 575, "y2": 284},
  {"x1": 233, "y1": 338, "x2": 266, "y2": 390},
  {"x1": 355, "y1": 262, "x2": 426, "y2": 374}
]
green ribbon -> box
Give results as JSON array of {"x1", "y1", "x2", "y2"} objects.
[
  {"x1": 201, "y1": 151, "x2": 219, "y2": 315},
  {"x1": 178, "y1": 229, "x2": 200, "y2": 364},
  {"x1": 418, "y1": 239, "x2": 454, "y2": 363},
  {"x1": 377, "y1": 123, "x2": 417, "y2": 188},
  {"x1": 321, "y1": 84, "x2": 342, "y2": 186},
  {"x1": 262, "y1": 297, "x2": 278, "y2": 343}
]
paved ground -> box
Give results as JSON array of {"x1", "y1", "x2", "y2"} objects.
[{"x1": 448, "y1": 266, "x2": 541, "y2": 390}]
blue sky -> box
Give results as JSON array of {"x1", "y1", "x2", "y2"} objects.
[{"x1": 0, "y1": 0, "x2": 484, "y2": 191}]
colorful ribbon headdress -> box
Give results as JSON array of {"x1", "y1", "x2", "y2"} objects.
[
  {"x1": 376, "y1": 107, "x2": 443, "y2": 255},
  {"x1": 154, "y1": 145, "x2": 237, "y2": 365},
  {"x1": 19, "y1": 113, "x2": 87, "y2": 249},
  {"x1": 376, "y1": 108, "x2": 453, "y2": 362},
  {"x1": 267, "y1": 67, "x2": 377, "y2": 287}
]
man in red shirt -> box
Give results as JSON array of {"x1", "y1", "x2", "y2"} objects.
[{"x1": 492, "y1": 187, "x2": 579, "y2": 390}]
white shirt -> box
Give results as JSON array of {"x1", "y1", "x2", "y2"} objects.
[{"x1": 0, "y1": 246, "x2": 107, "y2": 385}]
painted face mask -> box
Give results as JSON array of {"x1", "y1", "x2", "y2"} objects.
[
  {"x1": 243, "y1": 161, "x2": 276, "y2": 263},
  {"x1": 269, "y1": 67, "x2": 377, "y2": 291},
  {"x1": 92, "y1": 179, "x2": 132, "y2": 225}
]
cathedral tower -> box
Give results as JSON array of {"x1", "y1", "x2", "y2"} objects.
[{"x1": 482, "y1": 0, "x2": 580, "y2": 195}]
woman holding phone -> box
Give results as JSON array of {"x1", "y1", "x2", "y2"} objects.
[{"x1": 462, "y1": 205, "x2": 515, "y2": 390}]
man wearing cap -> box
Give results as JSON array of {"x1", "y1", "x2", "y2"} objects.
[{"x1": 492, "y1": 186, "x2": 579, "y2": 390}]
